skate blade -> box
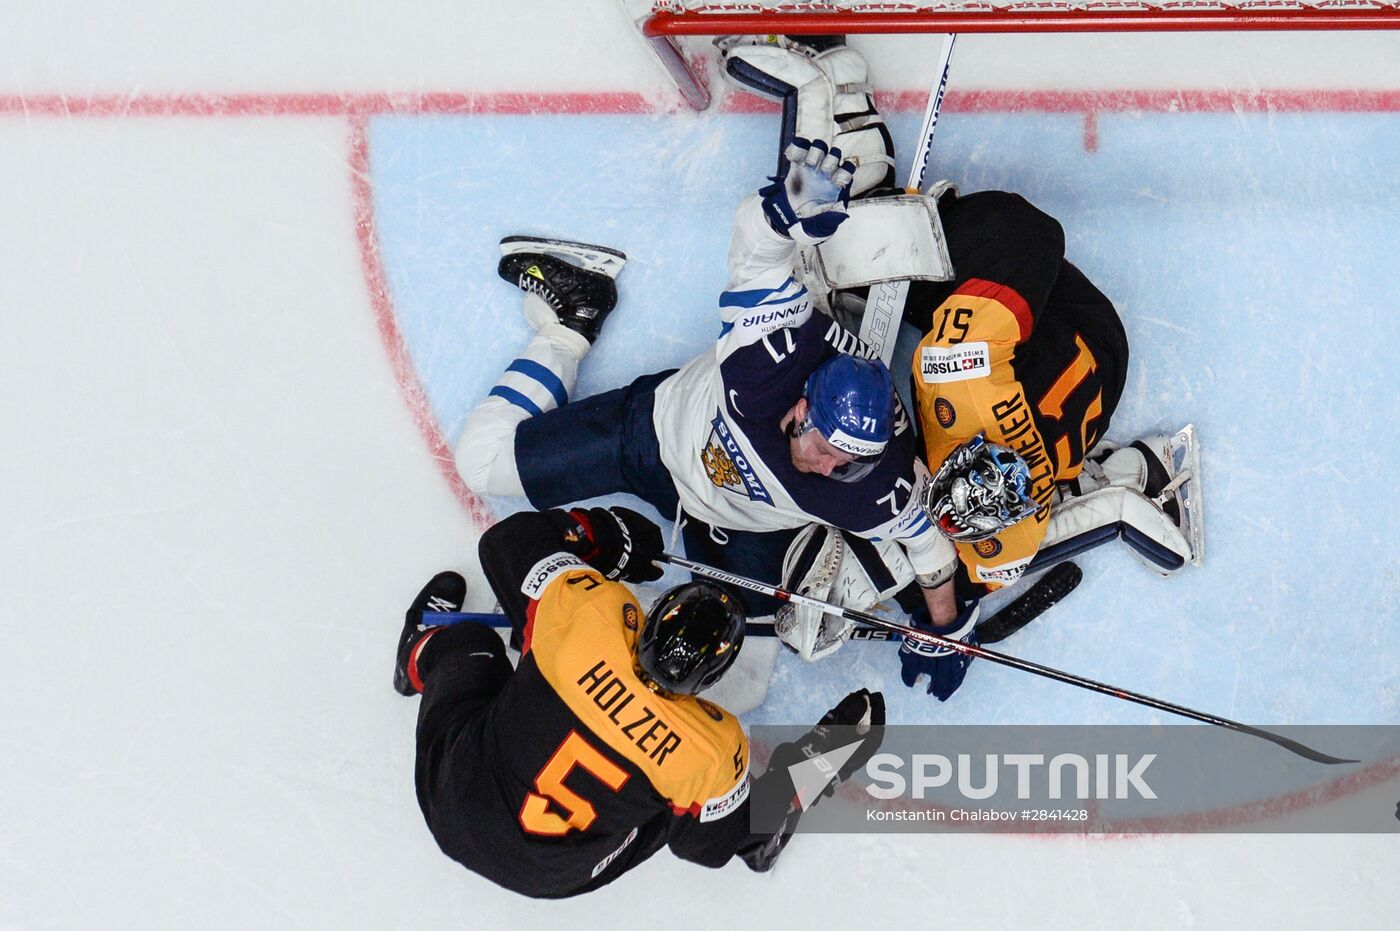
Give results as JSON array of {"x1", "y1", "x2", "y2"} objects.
[
  {"x1": 498, "y1": 236, "x2": 627, "y2": 279},
  {"x1": 1166, "y1": 424, "x2": 1205, "y2": 567}
]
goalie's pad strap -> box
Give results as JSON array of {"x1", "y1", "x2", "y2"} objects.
[
  {"x1": 837, "y1": 113, "x2": 884, "y2": 132},
  {"x1": 1030, "y1": 524, "x2": 1118, "y2": 570},
  {"x1": 842, "y1": 535, "x2": 897, "y2": 593}
]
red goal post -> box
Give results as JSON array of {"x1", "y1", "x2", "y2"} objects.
[{"x1": 623, "y1": 1, "x2": 1400, "y2": 107}]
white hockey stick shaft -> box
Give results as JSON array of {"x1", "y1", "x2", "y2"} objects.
[
  {"x1": 655, "y1": 551, "x2": 1357, "y2": 765},
  {"x1": 906, "y1": 33, "x2": 958, "y2": 193},
  {"x1": 859, "y1": 33, "x2": 957, "y2": 366}
]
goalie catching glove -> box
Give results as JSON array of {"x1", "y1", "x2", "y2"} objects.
[{"x1": 759, "y1": 138, "x2": 856, "y2": 246}]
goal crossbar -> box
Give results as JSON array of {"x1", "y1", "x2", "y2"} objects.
[{"x1": 643, "y1": 3, "x2": 1400, "y2": 36}]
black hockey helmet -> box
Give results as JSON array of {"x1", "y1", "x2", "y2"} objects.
[{"x1": 635, "y1": 581, "x2": 745, "y2": 696}]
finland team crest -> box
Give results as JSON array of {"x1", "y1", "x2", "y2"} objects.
[{"x1": 701, "y1": 412, "x2": 774, "y2": 506}]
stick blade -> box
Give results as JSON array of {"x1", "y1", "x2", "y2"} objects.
[{"x1": 976, "y1": 561, "x2": 1083, "y2": 645}]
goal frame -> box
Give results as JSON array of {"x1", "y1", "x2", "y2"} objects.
[{"x1": 627, "y1": 2, "x2": 1400, "y2": 108}]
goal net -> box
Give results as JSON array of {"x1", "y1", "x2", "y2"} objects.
[
  {"x1": 623, "y1": 0, "x2": 1400, "y2": 106},
  {"x1": 646, "y1": 0, "x2": 1400, "y2": 34}
]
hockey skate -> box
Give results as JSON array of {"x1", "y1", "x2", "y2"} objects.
[
  {"x1": 1131, "y1": 424, "x2": 1205, "y2": 567},
  {"x1": 497, "y1": 236, "x2": 627, "y2": 344},
  {"x1": 393, "y1": 570, "x2": 467, "y2": 696}
]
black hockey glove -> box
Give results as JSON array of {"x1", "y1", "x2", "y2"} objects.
[
  {"x1": 741, "y1": 689, "x2": 886, "y2": 873},
  {"x1": 566, "y1": 507, "x2": 665, "y2": 583}
]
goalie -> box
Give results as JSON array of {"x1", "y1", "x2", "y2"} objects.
[
  {"x1": 452, "y1": 139, "x2": 963, "y2": 675},
  {"x1": 718, "y1": 34, "x2": 1204, "y2": 698}
]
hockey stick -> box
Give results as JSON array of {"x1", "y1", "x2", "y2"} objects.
[
  {"x1": 858, "y1": 32, "x2": 957, "y2": 366},
  {"x1": 428, "y1": 610, "x2": 786, "y2": 641},
  {"x1": 975, "y1": 561, "x2": 1083, "y2": 645},
  {"x1": 656, "y1": 552, "x2": 1358, "y2": 766},
  {"x1": 423, "y1": 565, "x2": 1076, "y2": 645}
]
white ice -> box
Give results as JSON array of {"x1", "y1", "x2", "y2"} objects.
[{"x1": 1, "y1": 3, "x2": 1397, "y2": 928}]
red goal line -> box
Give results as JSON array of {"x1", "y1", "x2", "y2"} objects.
[{"x1": 2, "y1": 87, "x2": 1398, "y2": 120}]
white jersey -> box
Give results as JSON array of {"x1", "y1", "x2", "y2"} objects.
[{"x1": 652, "y1": 197, "x2": 953, "y2": 578}]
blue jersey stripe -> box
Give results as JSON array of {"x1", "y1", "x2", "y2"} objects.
[
  {"x1": 504, "y1": 358, "x2": 568, "y2": 407},
  {"x1": 489, "y1": 384, "x2": 543, "y2": 416},
  {"x1": 718, "y1": 276, "x2": 804, "y2": 309}
]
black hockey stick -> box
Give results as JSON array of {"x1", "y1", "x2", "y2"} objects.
[
  {"x1": 656, "y1": 552, "x2": 1358, "y2": 766},
  {"x1": 424, "y1": 561, "x2": 1082, "y2": 644},
  {"x1": 975, "y1": 561, "x2": 1083, "y2": 645},
  {"x1": 427, "y1": 609, "x2": 789, "y2": 640}
]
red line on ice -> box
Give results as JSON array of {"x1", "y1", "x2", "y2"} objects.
[
  {"x1": 4, "y1": 87, "x2": 1400, "y2": 119},
  {"x1": 347, "y1": 113, "x2": 495, "y2": 528}
]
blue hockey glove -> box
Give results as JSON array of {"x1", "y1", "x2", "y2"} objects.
[
  {"x1": 898, "y1": 602, "x2": 980, "y2": 701},
  {"x1": 758, "y1": 137, "x2": 856, "y2": 246}
]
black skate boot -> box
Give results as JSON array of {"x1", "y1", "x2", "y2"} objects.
[
  {"x1": 393, "y1": 570, "x2": 466, "y2": 696},
  {"x1": 497, "y1": 236, "x2": 626, "y2": 344},
  {"x1": 1131, "y1": 439, "x2": 1181, "y2": 525}
]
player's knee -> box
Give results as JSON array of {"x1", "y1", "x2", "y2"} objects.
[{"x1": 454, "y1": 416, "x2": 524, "y2": 497}]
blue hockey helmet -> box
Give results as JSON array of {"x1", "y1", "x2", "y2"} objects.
[
  {"x1": 799, "y1": 355, "x2": 896, "y2": 483},
  {"x1": 920, "y1": 434, "x2": 1041, "y2": 542}
]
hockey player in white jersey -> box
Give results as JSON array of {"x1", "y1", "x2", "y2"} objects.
[
  {"x1": 455, "y1": 139, "x2": 958, "y2": 665},
  {"x1": 717, "y1": 34, "x2": 1204, "y2": 700}
]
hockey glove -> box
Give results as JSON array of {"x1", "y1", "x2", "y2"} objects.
[
  {"x1": 567, "y1": 507, "x2": 665, "y2": 583},
  {"x1": 742, "y1": 689, "x2": 886, "y2": 872},
  {"x1": 758, "y1": 137, "x2": 856, "y2": 246},
  {"x1": 898, "y1": 602, "x2": 980, "y2": 701}
]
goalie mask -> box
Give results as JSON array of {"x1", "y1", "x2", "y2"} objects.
[
  {"x1": 795, "y1": 355, "x2": 895, "y2": 483},
  {"x1": 636, "y1": 582, "x2": 745, "y2": 696},
  {"x1": 921, "y1": 435, "x2": 1041, "y2": 542}
]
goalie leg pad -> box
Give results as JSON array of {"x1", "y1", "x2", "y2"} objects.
[
  {"x1": 812, "y1": 195, "x2": 955, "y2": 291},
  {"x1": 697, "y1": 636, "x2": 778, "y2": 716},
  {"x1": 1038, "y1": 486, "x2": 1192, "y2": 575}
]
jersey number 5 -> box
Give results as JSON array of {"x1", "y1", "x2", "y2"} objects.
[{"x1": 519, "y1": 731, "x2": 630, "y2": 836}]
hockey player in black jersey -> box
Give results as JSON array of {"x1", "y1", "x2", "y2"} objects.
[
  {"x1": 719, "y1": 34, "x2": 1204, "y2": 702},
  {"x1": 393, "y1": 506, "x2": 884, "y2": 898}
]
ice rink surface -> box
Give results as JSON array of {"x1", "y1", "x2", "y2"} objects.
[{"x1": 2, "y1": 3, "x2": 1398, "y2": 928}]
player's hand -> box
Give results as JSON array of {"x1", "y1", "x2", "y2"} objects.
[
  {"x1": 758, "y1": 137, "x2": 856, "y2": 246},
  {"x1": 768, "y1": 688, "x2": 886, "y2": 792},
  {"x1": 743, "y1": 688, "x2": 885, "y2": 872},
  {"x1": 568, "y1": 507, "x2": 664, "y2": 583},
  {"x1": 899, "y1": 603, "x2": 980, "y2": 701}
]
